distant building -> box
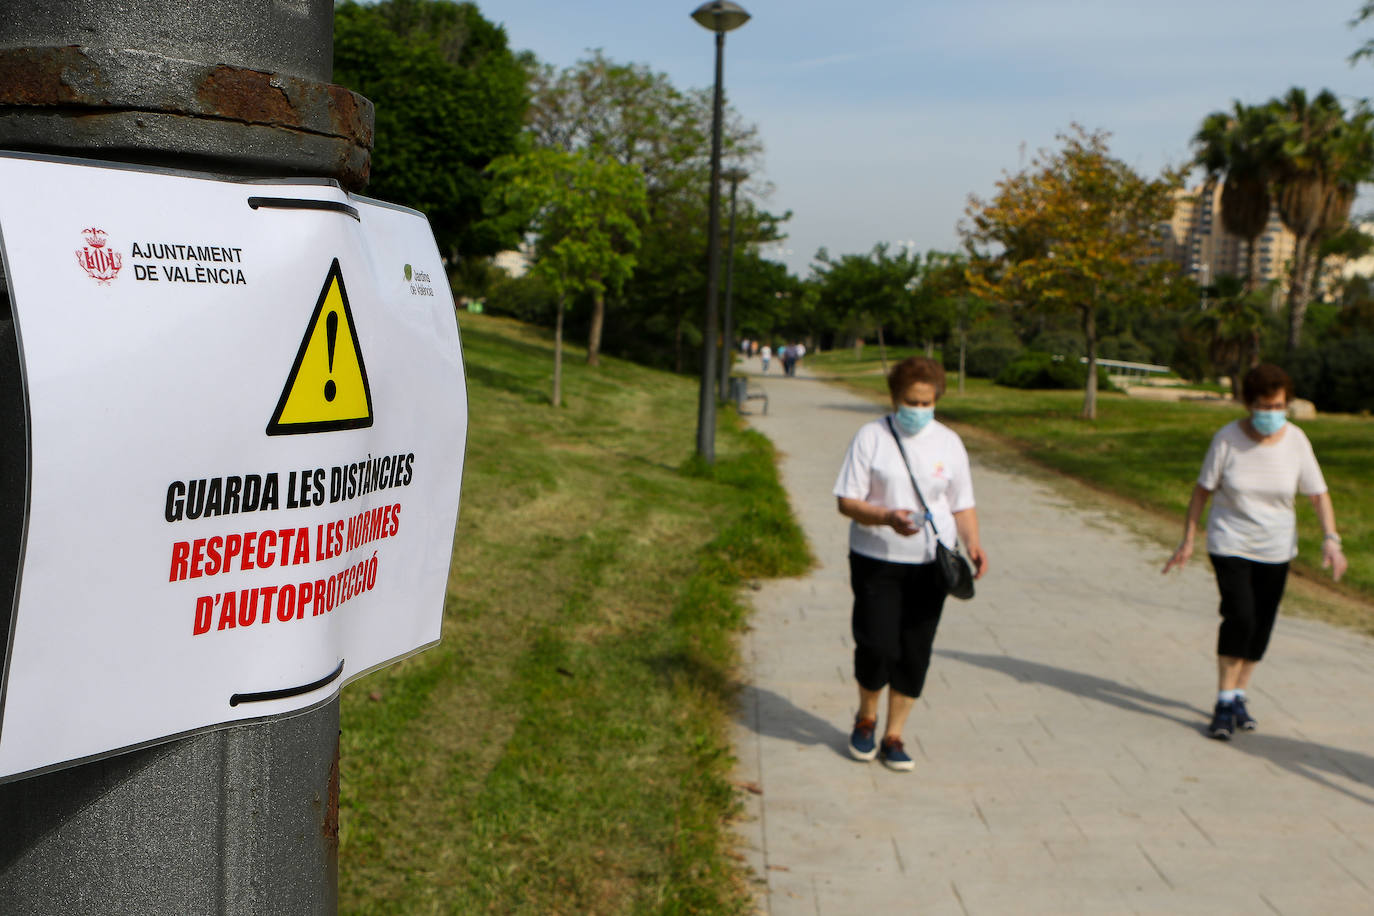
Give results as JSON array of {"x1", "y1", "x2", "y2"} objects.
[
  {"x1": 492, "y1": 247, "x2": 531, "y2": 278},
  {"x1": 1161, "y1": 182, "x2": 1295, "y2": 292}
]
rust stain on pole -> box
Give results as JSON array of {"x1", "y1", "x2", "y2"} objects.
[
  {"x1": 196, "y1": 66, "x2": 301, "y2": 126},
  {"x1": 323, "y1": 739, "x2": 341, "y2": 847},
  {"x1": 0, "y1": 48, "x2": 83, "y2": 105},
  {"x1": 0, "y1": 47, "x2": 373, "y2": 191}
]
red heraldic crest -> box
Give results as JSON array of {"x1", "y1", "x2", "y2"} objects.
[{"x1": 75, "y1": 227, "x2": 123, "y2": 283}]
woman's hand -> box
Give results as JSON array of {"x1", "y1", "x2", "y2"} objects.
[
  {"x1": 886, "y1": 508, "x2": 921, "y2": 537},
  {"x1": 837, "y1": 497, "x2": 920, "y2": 536},
  {"x1": 1323, "y1": 538, "x2": 1348, "y2": 583},
  {"x1": 966, "y1": 542, "x2": 989, "y2": 579},
  {"x1": 1162, "y1": 539, "x2": 1193, "y2": 574}
]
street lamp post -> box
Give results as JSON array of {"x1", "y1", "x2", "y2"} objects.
[
  {"x1": 718, "y1": 166, "x2": 748, "y2": 399},
  {"x1": 691, "y1": 1, "x2": 750, "y2": 463}
]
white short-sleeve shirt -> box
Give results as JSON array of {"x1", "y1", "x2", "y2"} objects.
[
  {"x1": 833, "y1": 416, "x2": 975, "y2": 564},
  {"x1": 1198, "y1": 419, "x2": 1327, "y2": 563}
]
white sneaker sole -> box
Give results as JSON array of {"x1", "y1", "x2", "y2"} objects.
[{"x1": 849, "y1": 743, "x2": 878, "y2": 762}]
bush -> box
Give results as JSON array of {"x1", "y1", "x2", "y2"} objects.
[
  {"x1": 995, "y1": 352, "x2": 1114, "y2": 391},
  {"x1": 1288, "y1": 335, "x2": 1374, "y2": 413},
  {"x1": 946, "y1": 323, "x2": 1024, "y2": 379},
  {"x1": 1024, "y1": 330, "x2": 1084, "y2": 359},
  {"x1": 1099, "y1": 333, "x2": 1153, "y2": 364},
  {"x1": 483, "y1": 272, "x2": 559, "y2": 325}
]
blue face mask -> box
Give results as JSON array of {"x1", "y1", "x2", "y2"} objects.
[
  {"x1": 895, "y1": 405, "x2": 934, "y2": 435},
  {"x1": 1251, "y1": 409, "x2": 1287, "y2": 436}
]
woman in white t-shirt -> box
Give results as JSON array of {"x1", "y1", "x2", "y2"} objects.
[
  {"x1": 833, "y1": 357, "x2": 988, "y2": 771},
  {"x1": 1163, "y1": 364, "x2": 1347, "y2": 740}
]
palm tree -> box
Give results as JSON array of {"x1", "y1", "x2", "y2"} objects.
[
  {"x1": 1192, "y1": 103, "x2": 1279, "y2": 294},
  {"x1": 1267, "y1": 88, "x2": 1374, "y2": 351},
  {"x1": 1192, "y1": 275, "x2": 1267, "y2": 399}
]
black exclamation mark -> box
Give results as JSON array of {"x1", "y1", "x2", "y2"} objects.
[{"x1": 323, "y1": 311, "x2": 338, "y2": 402}]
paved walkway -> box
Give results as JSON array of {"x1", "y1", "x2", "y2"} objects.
[{"x1": 730, "y1": 363, "x2": 1374, "y2": 915}]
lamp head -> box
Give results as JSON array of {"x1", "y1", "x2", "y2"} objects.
[
  {"x1": 691, "y1": 1, "x2": 751, "y2": 33},
  {"x1": 722, "y1": 167, "x2": 749, "y2": 184}
]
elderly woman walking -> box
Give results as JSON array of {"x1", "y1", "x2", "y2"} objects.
[
  {"x1": 833, "y1": 356, "x2": 988, "y2": 771},
  {"x1": 1163, "y1": 364, "x2": 1347, "y2": 739}
]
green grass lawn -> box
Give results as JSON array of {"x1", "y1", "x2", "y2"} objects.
[
  {"x1": 809, "y1": 351, "x2": 1374, "y2": 607},
  {"x1": 803, "y1": 344, "x2": 933, "y2": 376},
  {"x1": 338, "y1": 314, "x2": 809, "y2": 915}
]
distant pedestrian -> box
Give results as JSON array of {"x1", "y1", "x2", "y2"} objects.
[
  {"x1": 760, "y1": 345, "x2": 771, "y2": 373},
  {"x1": 781, "y1": 344, "x2": 796, "y2": 377},
  {"x1": 833, "y1": 356, "x2": 988, "y2": 771},
  {"x1": 1163, "y1": 364, "x2": 1347, "y2": 740}
]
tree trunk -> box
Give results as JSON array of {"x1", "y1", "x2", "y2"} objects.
[
  {"x1": 877, "y1": 325, "x2": 888, "y2": 373},
  {"x1": 586, "y1": 285, "x2": 604, "y2": 366},
  {"x1": 924, "y1": 339, "x2": 934, "y2": 358},
  {"x1": 674, "y1": 313, "x2": 684, "y2": 375},
  {"x1": 1243, "y1": 236, "x2": 1261, "y2": 296},
  {"x1": 1285, "y1": 233, "x2": 1315, "y2": 353},
  {"x1": 1080, "y1": 304, "x2": 1098, "y2": 420},
  {"x1": 1229, "y1": 359, "x2": 1244, "y2": 401},
  {"x1": 957, "y1": 305, "x2": 967, "y2": 394},
  {"x1": 552, "y1": 293, "x2": 565, "y2": 407}
]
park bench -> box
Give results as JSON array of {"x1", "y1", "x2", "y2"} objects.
[{"x1": 729, "y1": 376, "x2": 768, "y2": 415}]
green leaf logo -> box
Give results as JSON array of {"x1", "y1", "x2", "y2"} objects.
[{"x1": 404, "y1": 264, "x2": 413, "y2": 281}]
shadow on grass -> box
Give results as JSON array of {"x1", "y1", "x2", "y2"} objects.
[
  {"x1": 459, "y1": 325, "x2": 555, "y2": 359},
  {"x1": 940, "y1": 649, "x2": 1374, "y2": 807},
  {"x1": 464, "y1": 363, "x2": 548, "y2": 403},
  {"x1": 735, "y1": 685, "x2": 850, "y2": 760}
]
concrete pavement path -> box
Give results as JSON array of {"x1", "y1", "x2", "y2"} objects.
[{"x1": 730, "y1": 363, "x2": 1374, "y2": 915}]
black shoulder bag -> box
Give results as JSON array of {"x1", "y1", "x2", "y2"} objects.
[{"x1": 884, "y1": 417, "x2": 975, "y2": 600}]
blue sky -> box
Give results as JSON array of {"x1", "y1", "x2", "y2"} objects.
[{"x1": 489, "y1": 1, "x2": 1374, "y2": 278}]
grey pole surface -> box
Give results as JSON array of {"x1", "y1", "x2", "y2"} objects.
[
  {"x1": 0, "y1": 2, "x2": 371, "y2": 913},
  {"x1": 694, "y1": 29, "x2": 726, "y2": 464},
  {"x1": 717, "y1": 169, "x2": 746, "y2": 399},
  {"x1": 690, "y1": 2, "x2": 749, "y2": 463}
]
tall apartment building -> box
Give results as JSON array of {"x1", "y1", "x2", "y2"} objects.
[{"x1": 1162, "y1": 182, "x2": 1296, "y2": 289}]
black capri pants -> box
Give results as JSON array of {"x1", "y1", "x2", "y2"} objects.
[
  {"x1": 849, "y1": 551, "x2": 947, "y2": 698},
  {"x1": 1209, "y1": 554, "x2": 1290, "y2": 661}
]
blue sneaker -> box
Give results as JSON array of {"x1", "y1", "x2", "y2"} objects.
[
  {"x1": 848, "y1": 716, "x2": 878, "y2": 761},
  {"x1": 1232, "y1": 695, "x2": 1257, "y2": 731},
  {"x1": 1208, "y1": 701, "x2": 1235, "y2": 740},
  {"x1": 879, "y1": 737, "x2": 915, "y2": 772}
]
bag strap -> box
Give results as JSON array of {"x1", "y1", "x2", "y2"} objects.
[{"x1": 884, "y1": 416, "x2": 942, "y2": 540}]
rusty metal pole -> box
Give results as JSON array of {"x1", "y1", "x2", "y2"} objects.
[{"x1": 0, "y1": 3, "x2": 372, "y2": 913}]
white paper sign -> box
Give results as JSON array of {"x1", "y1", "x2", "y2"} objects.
[{"x1": 0, "y1": 154, "x2": 467, "y2": 782}]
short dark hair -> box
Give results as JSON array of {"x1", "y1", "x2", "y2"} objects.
[
  {"x1": 887, "y1": 356, "x2": 946, "y2": 401},
  {"x1": 1241, "y1": 364, "x2": 1293, "y2": 406}
]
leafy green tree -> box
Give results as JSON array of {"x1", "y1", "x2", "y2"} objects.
[
  {"x1": 525, "y1": 51, "x2": 788, "y2": 370},
  {"x1": 912, "y1": 251, "x2": 970, "y2": 357},
  {"x1": 1349, "y1": 3, "x2": 1374, "y2": 64},
  {"x1": 488, "y1": 149, "x2": 647, "y2": 402},
  {"x1": 963, "y1": 126, "x2": 1183, "y2": 419},
  {"x1": 333, "y1": 0, "x2": 528, "y2": 260},
  {"x1": 811, "y1": 244, "x2": 920, "y2": 371}
]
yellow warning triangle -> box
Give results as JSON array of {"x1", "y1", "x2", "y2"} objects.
[{"x1": 267, "y1": 259, "x2": 373, "y2": 436}]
